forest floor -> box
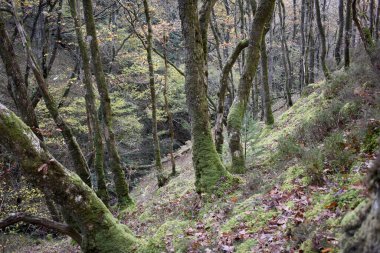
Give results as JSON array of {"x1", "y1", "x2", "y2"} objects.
[{"x1": 2, "y1": 64, "x2": 380, "y2": 252}]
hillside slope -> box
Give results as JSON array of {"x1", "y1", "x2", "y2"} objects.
[
  {"x1": 6, "y1": 64, "x2": 379, "y2": 252},
  {"x1": 123, "y1": 63, "x2": 379, "y2": 252}
]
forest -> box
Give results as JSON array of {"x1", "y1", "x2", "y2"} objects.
[{"x1": 0, "y1": 0, "x2": 379, "y2": 252}]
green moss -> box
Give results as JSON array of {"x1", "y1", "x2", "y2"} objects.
[
  {"x1": 235, "y1": 239, "x2": 257, "y2": 253},
  {"x1": 227, "y1": 102, "x2": 245, "y2": 131},
  {"x1": 281, "y1": 166, "x2": 306, "y2": 191},
  {"x1": 142, "y1": 220, "x2": 192, "y2": 253},
  {"x1": 192, "y1": 130, "x2": 238, "y2": 195},
  {"x1": 300, "y1": 239, "x2": 317, "y2": 253},
  {"x1": 340, "y1": 200, "x2": 369, "y2": 228},
  {"x1": 222, "y1": 205, "x2": 278, "y2": 233}
]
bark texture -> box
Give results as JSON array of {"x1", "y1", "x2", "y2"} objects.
[{"x1": 341, "y1": 154, "x2": 380, "y2": 252}]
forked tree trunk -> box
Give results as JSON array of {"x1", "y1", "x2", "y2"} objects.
[
  {"x1": 68, "y1": 0, "x2": 109, "y2": 204},
  {"x1": 226, "y1": 0, "x2": 276, "y2": 173},
  {"x1": 0, "y1": 104, "x2": 140, "y2": 253},
  {"x1": 178, "y1": 0, "x2": 233, "y2": 194},
  {"x1": 214, "y1": 39, "x2": 249, "y2": 154},
  {"x1": 82, "y1": 0, "x2": 133, "y2": 207},
  {"x1": 143, "y1": 0, "x2": 166, "y2": 187}
]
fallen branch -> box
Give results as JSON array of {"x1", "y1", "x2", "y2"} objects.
[{"x1": 0, "y1": 213, "x2": 82, "y2": 244}]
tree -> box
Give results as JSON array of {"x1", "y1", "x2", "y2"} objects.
[
  {"x1": 335, "y1": 0, "x2": 344, "y2": 65},
  {"x1": 261, "y1": 28, "x2": 274, "y2": 125},
  {"x1": 352, "y1": 0, "x2": 380, "y2": 74},
  {"x1": 143, "y1": 0, "x2": 166, "y2": 187},
  {"x1": 0, "y1": 15, "x2": 42, "y2": 140},
  {"x1": 278, "y1": 0, "x2": 294, "y2": 106},
  {"x1": 345, "y1": 0, "x2": 352, "y2": 68},
  {"x1": 178, "y1": 0, "x2": 233, "y2": 194},
  {"x1": 82, "y1": 0, "x2": 133, "y2": 207},
  {"x1": 314, "y1": 0, "x2": 331, "y2": 79},
  {"x1": 214, "y1": 39, "x2": 249, "y2": 154},
  {"x1": 226, "y1": 0, "x2": 276, "y2": 173},
  {"x1": 0, "y1": 104, "x2": 140, "y2": 253},
  {"x1": 68, "y1": 0, "x2": 109, "y2": 203},
  {"x1": 11, "y1": 3, "x2": 92, "y2": 187},
  {"x1": 163, "y1": 33, "x2": 177, "y2": 176}
]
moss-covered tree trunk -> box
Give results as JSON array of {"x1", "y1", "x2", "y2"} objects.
[
  {"x1": 178, "y1": 0, "x2": 232, "y2": 194},
  {"x1": 314, "y1": 0, "x2": 331, "y2": 79},
  {"x1": 82, "y1": 0, "x2": 133, "y2": 207},
  {"x1": 68, "y1": 0, "x2": 109, "y2": 204},
  {"x1": 226, "y1": 0, "x2": 276, "y2": 173},
  {"x1": 341, "y1": 154, "x2": 380, "y2": 252},
  {"x1": 260, "y1": 31, "x2": 274, "y2": 125},
  {"x1": 0, "y1": 104, "x2": 139, "y2": 252},
  {"x1": 143, "y1": 0, "x2": 166, "y2": 187},
  {"x1": 11, "y1": 6, "x2": 92, "y2": 187},
  {"x1": 214, "y1": 39, "x2": 249, "y2": 154}
]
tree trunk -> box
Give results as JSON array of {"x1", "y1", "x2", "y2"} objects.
[
  {"x1": 314, "y1": 0, "x2": 331, "y2": 79},
  {"x1": 143, "y1": 0, "x2": 166, "y2": 187},
  {"x1": 226, "y1": 0, "x2": 276, "y2": 173},
  {"x1": 345, "y1": 0, "x2": 352, "y2": 68},
  {"x1": 11, "y1": 4, "x2": 92, "y2": 187},
  {"x1": 370, "y1": 0, "x2": 375, "y2": 36},
  {"x1": 0, "y1": 16, "x2": 42, "y2": 140},
  {"x1": 163, "y1": 33, "x2": 176, "y2": 176},
  {"x1": 335, "y1": 0, "x2": 344, "y2": 65},
  {"x1": 214, "y1": 39, "x2": 249, "y2": 154},
  {"x1": 376, "y1": 0, "x2": 380, "y2": 41},
  {"x1": 0, "y1": 104, "x2": 140, "y2": 252},
  {"x1": 261, "y1": 31, "x2": 274, "y2": 125},
  {"x1": 278, "y1": 0, "x2": 294, "y2": 107},
  {"x1": 352, "y1": 0, "x2": 380, "y2": 74},
  {"x1": 341, "y1": 153, "x2": 380, "y2": 253},
  {"x1": 299, "y1": 0, "x2": 307, "y2": 90},
  {"x1": 82, "y1": 0, "x2": 133, "y2": 207},
  {"x1": 68, "y1": 0, "x2": 109, "y2": 204},
  {"x1": 178, "y1": 0, "x2": 233, "y2": 194}
]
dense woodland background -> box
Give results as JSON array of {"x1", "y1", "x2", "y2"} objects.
[{"x1": 0, "y1": 0, "x2": 379, "y2": 252}]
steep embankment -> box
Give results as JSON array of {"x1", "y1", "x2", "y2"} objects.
[{"x1": 123, "y1": 63, "x2": 379, "y2": 252}]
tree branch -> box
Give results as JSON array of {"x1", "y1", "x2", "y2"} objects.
[{"x1": 0, "y1": 213, "x2": 82, "y2": 244}]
